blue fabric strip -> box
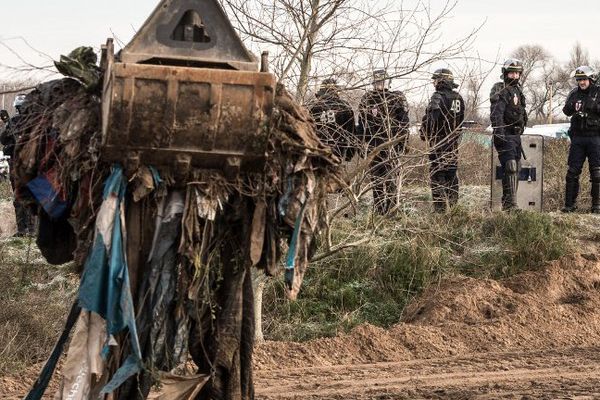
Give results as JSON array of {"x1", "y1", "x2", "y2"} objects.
[
  {"x1": 78, "y1": 165, "x2": 143, "y2": 394},
  {"x1": 285, "y1": 199, "x2": 308, "y2": 288}
]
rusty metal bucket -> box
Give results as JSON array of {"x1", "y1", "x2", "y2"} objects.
[{"x1": 100, "y1": 0, "x2": 276, "y2": 176}]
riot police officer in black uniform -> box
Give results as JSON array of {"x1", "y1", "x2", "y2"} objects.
[
  {"x1": 420, "y1": 69, "x2": 465, "y2": 212},
  {"x1": 358, "y1": 69, "x2": 410, "y2": 214},
  {"x1": 490, "y1": 59, "x2": 528, "y2": 210},
  {"x1": 309, "y1": 78, "x2": 356, "y2": 161},
  {"x1": 562, "y1": 66, "x2": 600, "y2": 213}
]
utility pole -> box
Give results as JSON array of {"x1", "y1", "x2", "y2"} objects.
[{"x1": 548, "y1": 81, "x2": 554, "y2": 125}]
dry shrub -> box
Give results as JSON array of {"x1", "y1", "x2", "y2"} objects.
[
  {"x1": 543, "y1": 138, "x2": 591, "y2": 212},
  {"x1": 0, "y1": 239, "x2": 76, "y2": 375},
  {"x1": 403, "y1": 132, "x2": 491, "y2": 188}
]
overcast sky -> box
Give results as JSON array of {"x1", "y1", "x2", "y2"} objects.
[{"x1": 1, "y1": 0, "x2": 599, "y2": 96}]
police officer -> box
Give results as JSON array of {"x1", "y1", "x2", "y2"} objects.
[
  {"x1": 562, "y1": 66, "x2": 600, "y2": 213},
  {"x1": 490, "y1": 59, "x2": 528, "y2": 210},
  {"x1": 0, "y1": 94, "x2": 34, "y2": 236},
  {"x1": 420, "y1": 69, "x2": 465, "y2": 212},
  {"x1": 358, "y1": 69, "x2": 410, "y2": 214},
  {"x1": 309, "y1": 78, "x2": 356, "y2": 161}
]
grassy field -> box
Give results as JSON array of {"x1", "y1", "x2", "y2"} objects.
[{"x1": 261, "y1": 207, "x2": 580, "y2": 341}]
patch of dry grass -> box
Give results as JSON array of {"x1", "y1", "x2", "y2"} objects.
[{"x1": 0, "y1": 238, "x2": 77, "y2": 375}]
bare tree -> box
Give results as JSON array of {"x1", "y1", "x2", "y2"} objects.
[
  {"x1": 521, "y1": 42, "x2": 600, "y2": 124},
  {"x1": 511, "y1": 44, "x2": 551, "y2": 87},
  {"x1": 508, "y1": 44, "x2": 554, "y2": 123},
  {"x1": 568, "y1": 42, "x2": 590, "y2": 70},
  {"x1": 222, "y1": 0, "x2": 481, "y2": 102},
  {"x1": 460, "y1": 54, "x2": 498, "y2": 124}
]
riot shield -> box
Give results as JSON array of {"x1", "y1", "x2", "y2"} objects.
[{"x1": 491, "y1": 134, "x2": 544, "y2": 211}]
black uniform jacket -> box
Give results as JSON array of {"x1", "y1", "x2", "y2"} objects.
[
  {"x1": 490, "y1": 81, "x2": 527, "y2": 137},
  {"x1": 563, "y1": 84, "x2": 600, "y2": 137},
  {"x1": 358, "y1": 89, "x2": 410, "y2": 151},
  {"x1": 421, "y1": 83, "x2": 465, "y2": 158},
  {"x1": 309, "y1": 90, "x2": 356, "y2": 160},
  {"x1": 0, "y1": 114, "x2": 24, "y2": 158}
]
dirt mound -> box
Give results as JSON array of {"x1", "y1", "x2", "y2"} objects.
[
  {"x1": 0, "y1": 201, "x2": 16, "y2": 239},
  {"x1": 254, "y1": 255, "x2": 600, "y2": 370}
]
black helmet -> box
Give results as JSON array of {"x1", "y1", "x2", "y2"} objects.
[
  {"x1": 432, "y1": 68, "x2": 457, "y2": 85},
  {"x1": 372, "y1": 69, "x2": 390, "y2": 84},
  {"x1": 317, "y1": 78, "x2": 339, "y2": 97},
  {"x1": 321, "y1": 78, "x2": 338, "y2": 89},
  {"x1": 432, "y1": 68, "x2": 454, "y2": 82},
  {"x1": 501, "y1": 58, "x2": 524, "y2": 75},
  {"x1": 571, "y1": 66, "x2": 596, "y2": 82}
]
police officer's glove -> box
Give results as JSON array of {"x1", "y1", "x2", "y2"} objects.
[{"x1": 0, "y1": 110, "x2": 8, "y2": 123}]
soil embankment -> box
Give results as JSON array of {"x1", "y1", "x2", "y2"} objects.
[{"x1": 254, "y1": 254, "x2": 600, "y2": 398}]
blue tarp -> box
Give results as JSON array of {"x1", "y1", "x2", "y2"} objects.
[
  {"x1": 27, "y1": 175, "x2": 69, "y2": 219},
  {"x1": 78, "y1": 165, "x2": 143, "y2": 394}
]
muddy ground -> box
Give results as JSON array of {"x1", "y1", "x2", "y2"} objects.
[{"x1": 253, "y1": 253, "x2": 600, "y2": 399}]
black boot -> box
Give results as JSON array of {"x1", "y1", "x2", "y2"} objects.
[
  {"x1": 446, "y1": 169, "x2": 459, "y2": 208},
  {"x1": 562, "y1": 180, "x2": 579, "y2": 213},
  {"x1": 502, "y1": 160, "x2": 519, "y2": 211},
  {"x1": 562, "y1": 167, "x2": 580, "y2": 213},
  {"x1": 592, "y1": 184, "x2": 600, "y2": 214},
  {"x1": 430, "y1": 172, "x2": 446, "y2": 213}
]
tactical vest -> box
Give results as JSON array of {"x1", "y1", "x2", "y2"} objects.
[
  {"x1": 490, "y1": 82, "x2": 527, "y2": 135},
  {"x1": 503, "y1": 86, "x2": 526, "y2": 128},
  {"x1": 567, "y1": 85, "x2": 600, "y2": 136}
]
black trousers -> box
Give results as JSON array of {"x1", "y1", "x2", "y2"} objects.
[
  {"x1": 369, "y1": 151, "x2": 397, "y2": 214},
  {"x1": 565, "y1": 136, "x2": 600, "y2": 209},
  {"x1": 494, "y1": 134, "x2": 522, "y2": 166},
  {"x1": 429, "y1": 154, "x2": 458, "y2": 211},
  {"x1": 567, "y1": 136, "x2": 600, "y2": 172}
]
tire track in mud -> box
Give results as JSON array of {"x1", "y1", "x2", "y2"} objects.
[{"x1": 255, "y1": 347, "x2": 600, "y2": 399}]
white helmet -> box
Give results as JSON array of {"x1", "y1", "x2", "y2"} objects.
[
  {"x1": 13, "y1": 94, "x2": 27, "y2": 110},
  {"x1": 571, "y1": 66, "x2": 597, "y2": 82}
]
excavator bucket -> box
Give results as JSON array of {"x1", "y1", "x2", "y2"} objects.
[{"x1": 101, "y1": 0, "x2": 275, "y2": 177}]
